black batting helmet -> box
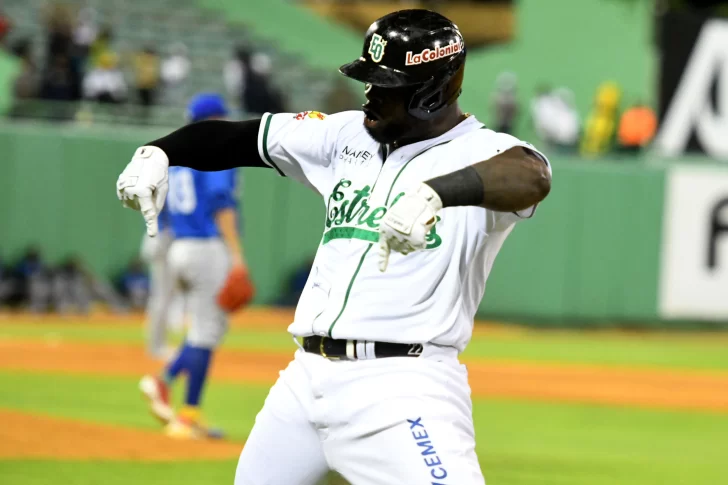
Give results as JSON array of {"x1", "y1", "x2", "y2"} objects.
[{"x1": 339, "y1": 9, "x2": 467, "y2": 120}]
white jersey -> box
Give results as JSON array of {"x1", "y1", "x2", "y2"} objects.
[{"x1": 257, "y1": 110, "x2": 551, "y2": 352}]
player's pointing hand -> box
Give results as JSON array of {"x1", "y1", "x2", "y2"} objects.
[
  {"x1": 378, "y1": 183, "x2": 443, "y2": 272},
  {"x1": 116, "y1": 146, "x2": 169, "y2": 237}
]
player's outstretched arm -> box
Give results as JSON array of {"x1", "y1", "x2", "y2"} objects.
[
  {"x1": 148, "y1": 119, "x2": 268, "y2": 171},
  {"x1": 377, "y1": 147, "x2": 551, "y2": 271},
  {"x1": 424, "y1": 146, "x2": 551, "y2": 212},
  {"x1": 116, "y1": 119, "x2": 269, "y2": 237}
]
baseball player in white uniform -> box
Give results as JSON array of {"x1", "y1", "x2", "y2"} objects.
[
  {"x1": 139, "y1": 214, "x2": 187, "y2": 361},
  {"x1": 116, "y1": 9, "x2": 551, "y2": 484}
]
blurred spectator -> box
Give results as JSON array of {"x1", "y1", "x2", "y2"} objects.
[
  {"x1": 133, "y1": 46, "x2": 160, "y2": 108},
  {"x1": 15, "y1": 246, "x2": 53, "y2": 313},
  {"x1": 117, "y1": 258, "x2": 150, "y2": 310},
  {"x1": 617, "y1": 102, "x2": 658, "y2": 153},
  {"x1": 11, "y1": 38, "x2": 39, "y2": 100},
  {"x1": 16, "y1": 246, "x2": 45, "y2": 280},
  {"x1": 73, "y1": 6, "x2": 99, "y2": 73},
  {"x1": 42, "y1": 2, "x2": 82, "y2": 101},
  {"x1": 52, "y1": 256, "x2": 92, "y2": 314},
  {"x1": 40, "y1": 54, "x2": 74, "y2": 101},
  {"x1": 324, "y1": 76, "x2": 361, "y2": 114},
  {"x1": 73, "y1": 7, "x2": 99, "y2": 56},
  {"x1": 243, "y1": 52, "x2": 286, "y2": 115},
  {"x1": 161, "y1": 42, "x2": 191, "y2": 105},
  {"x1": 0, "y1": 254, "x2": 16, "y2": 308},
  {"x1": 52, "y1": 254, "x2": 129, "y2": 314},
  {"x1": 88, "y1": 272, "x2": 129, "y2": 314},
  {"x1": 224, "y1": 45, "x2": 248, "y2": 107},
  {"x1": 531, "y1": 86, "x2": 580, "y2": 153},
  {"x1": 88, "y1": 24, "x2": 113, "y2": 69},
  {"x1": 0, "y1": 9, "x2": 12, "y2": 49},
  {"x1": 491, "y1": 71, "x2": 519, "y2": 135},
  {"x1": 83, "y1": 51, "x2": 128, "y2": 104},
  {"x1": 43, "y1": 3, "x2": 74, "y2": 59},
  {"x1": 580, "y1": 81, "x2": 622, "y2": 157},
  {"x1": 6, "y1": 246, "x2": 130, "y2": 313}
]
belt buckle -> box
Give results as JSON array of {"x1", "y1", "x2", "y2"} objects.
[{"x1": 319, "y1": 337, "x2": 343, "y2": 361}]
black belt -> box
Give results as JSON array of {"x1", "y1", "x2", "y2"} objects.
[{"x1": 302, "y1": 336, "x2": 423, "y2": 360}]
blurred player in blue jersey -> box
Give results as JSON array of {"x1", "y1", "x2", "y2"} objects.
[{"x1": 139, "y1": 93, "x2": 255, "y2": 439}]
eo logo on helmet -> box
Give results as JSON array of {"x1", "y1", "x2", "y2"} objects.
[
  {"x1": 405, "y1": 41, "x2": 464, "y2": 66},
  {"x1": 368, "y1": 33, "x2": 387, "y2": 63}
]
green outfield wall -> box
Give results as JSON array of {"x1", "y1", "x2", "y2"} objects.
[
  {"x1": 0, "y1": 123, "x2": 682, "y2": 325},
  {"x1": 0, "y1": 50, "x2": 20, "y2": 115}
]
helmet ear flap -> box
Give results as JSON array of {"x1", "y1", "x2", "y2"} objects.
[
  {"x1": 407, "y1": 60, "x2": 465, "y2": 121},
  {"x1": 422, "y1": 90, "x2": 443, "y2": 111},
  {"x1": 408, "y1": 79, "x2": 444, "y2": 121}
]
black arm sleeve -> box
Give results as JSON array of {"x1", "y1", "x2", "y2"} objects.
[
  {"x1": 146, "y1": 119, "x2": 269, "y2": 171},
  {"x1": 425, "y1": 165, "x2": 485, "y2": 208}
]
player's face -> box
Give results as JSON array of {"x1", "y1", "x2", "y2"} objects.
[{"x1": 362, "y1": 83, "x2": 425, "y2": 144}]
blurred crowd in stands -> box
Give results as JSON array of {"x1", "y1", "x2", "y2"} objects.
[
  {"x1": 1, "y1": 2, "x2": 656, "y2": 157},
  {"x1": 3, "y1": 4, "x2": 162, "y2": 109},
  {"x1": 0, "y1": 246, "x2": 150, "y2": 315},
  {"x1": 0, "y1": 2, "x2": 340, "y2": 122},
  {"x1": 491, "y1": 71, "x2": 658, "y2": 158}
]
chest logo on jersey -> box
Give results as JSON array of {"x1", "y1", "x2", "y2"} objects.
[
  {"x1": 339, "y1": 146, "x2": 373, "y2": 166},
  {"x1": 323, "y1": 179, "x2": 442, "y2": 249}
]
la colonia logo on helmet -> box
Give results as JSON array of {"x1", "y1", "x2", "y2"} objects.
[
  {"x1": 405, "y1": 41, "x2": 464, "y2": 66},
  {"x1": 368, "y1": 34, "x2": 387, "y2": 63}
]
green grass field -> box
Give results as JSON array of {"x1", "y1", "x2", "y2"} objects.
[{"x1": 1, "y1": 315, "x2": 727, "y2": 485}]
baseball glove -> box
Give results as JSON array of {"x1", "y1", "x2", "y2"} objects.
[{"x1": 217, "y1": 266, "x2": 255, "y2": 313}]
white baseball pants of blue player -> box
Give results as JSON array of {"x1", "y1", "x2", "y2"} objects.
[{"x1": 166, "y1": 238, "x2": 230, "y2": 348}]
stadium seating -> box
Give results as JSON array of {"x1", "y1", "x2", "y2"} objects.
[{"x1": 2, "y1": 0, "x2": 337, "y2": 126}]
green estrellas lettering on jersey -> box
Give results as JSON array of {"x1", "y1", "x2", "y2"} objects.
[
  {"x1": 323, "y1": 181, "x2": 441, "y2": 249},
  {"x1": 324, "y1": 139, "x2": 452, "y2": 336},
  {"x1": 322, "y1": 227, "x2": 378, "y2": 245}
]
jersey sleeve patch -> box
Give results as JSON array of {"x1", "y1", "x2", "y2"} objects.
[{"x1": 293, "y1": 111, "x2": 327, "y2": 121}]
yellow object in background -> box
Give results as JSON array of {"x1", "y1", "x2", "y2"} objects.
[
  {"x1": 134, "y1": 51, "x2": 160, "y2": 90},
  {"x1": 97, "y1": 51, "x2": 119, "y2": 70},
  {"x1": 580, "y1": 81, "x2": 622, "y2": 157}
]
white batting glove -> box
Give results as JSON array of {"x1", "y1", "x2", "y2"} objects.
[
  {"x1": 116, "y1": 146, "x2": 169, "y2": 237},
  {"x1": 378, "y1": 182, "x2": 443, "y2": 272}
]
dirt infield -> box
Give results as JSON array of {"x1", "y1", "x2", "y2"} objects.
[
  {"x1": 2, "y1": 314, "x2": 727, "y2": 464},
  {"x1": 5, "y1": 308, "x2": 727, "y2": 341},
  {"x1": 2, "y1": 339, "x2": 727, "y2": 414},
  {"x1": 0, "y1": 409, "x2": 243, "y2": 460},
  {"x1": 2, "y1": 334, "x2": 728, "y2": 462}
]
